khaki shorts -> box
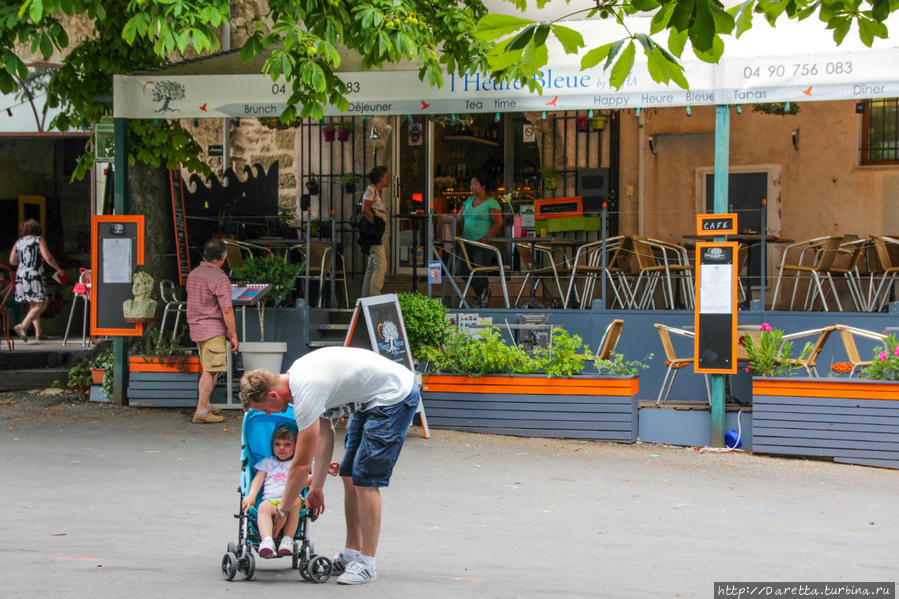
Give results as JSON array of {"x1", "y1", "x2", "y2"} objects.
[{"x1": 197, "y1": 335, "x2": 227, "y2": 372}]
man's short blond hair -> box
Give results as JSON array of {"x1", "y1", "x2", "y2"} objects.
[{"x1": 239, "y1": 369, "x2": 279, "y2": 410}]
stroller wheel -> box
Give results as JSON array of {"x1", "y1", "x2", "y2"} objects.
[
  {"x1": 238, "y1": 552, "x2": 255, "y2": 581},
  {"x1": 307, "y1": 555, "x2": 333, "y2": 583},
  {"x1": 221, "y1": 553, "x2": 238, "y2": 581},
  {"x1": 299, "y1": 557, "x2": 314, "y2": 581}
]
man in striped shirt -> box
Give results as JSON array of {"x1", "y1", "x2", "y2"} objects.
[{"x1": 186, "y1": 239, "x2": 239, "y2": 423}]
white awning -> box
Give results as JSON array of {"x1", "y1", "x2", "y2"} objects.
[{"x1": 114, "y1": 15, "x2": 899, "y2": 119}]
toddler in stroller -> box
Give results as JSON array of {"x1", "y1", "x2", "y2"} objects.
[{"x1": 221, "y1": 408, "x2": 333, "y2": 582}]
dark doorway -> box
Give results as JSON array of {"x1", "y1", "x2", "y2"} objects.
[{"x1": 705, "y1": 172, "x2": 767, "y2": 288}]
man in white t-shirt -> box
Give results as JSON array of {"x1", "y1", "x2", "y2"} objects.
[{"x1": 239, "y1": 346, "x2": 419, "y2": 585}]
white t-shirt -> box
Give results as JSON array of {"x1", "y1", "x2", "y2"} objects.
[
  {"x1": 254, "y1": 456, "x2": 292, "y2": 502},
  {"x1": 288, "y1": 346, "x2": 415, "y2": 431}
]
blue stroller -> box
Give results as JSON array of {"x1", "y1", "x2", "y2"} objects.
[{"x1": 221, "y1": 408, "x2": 333, "y2": 582}]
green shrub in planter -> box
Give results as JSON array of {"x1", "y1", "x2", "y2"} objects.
[
  {"x1": 234, "y1": 254, "x2": 301, "y2": 342},
  {"x1": 397, "y1": 292, "x2": 451, "y2": 357}
]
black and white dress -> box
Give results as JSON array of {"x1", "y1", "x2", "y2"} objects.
[{"x1": 14, "y1": 235, "x2": 46, "y2": 303}]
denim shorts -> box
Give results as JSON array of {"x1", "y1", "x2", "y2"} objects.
[{"x1": 338, "y1": 385, "x2": 420, "y2": 487}]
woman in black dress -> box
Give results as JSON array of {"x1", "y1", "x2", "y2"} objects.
[{"x1": 8, "y1": 219, "x2": 63, "y2": 341}]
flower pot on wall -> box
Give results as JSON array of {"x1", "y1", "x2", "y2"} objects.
[
  {"x1": 305, "y1": 179, "x2": 320, "y2": 196},
  {"x1": 591, "y1": 115, "x2": 607, "y2": 130},
  {"x1": 337, "y1": 129, "x2": 351, "y2": 142},
  {"x1": 322, "y1": 128, "x2": 336, "y2": 142},
  {"x1": 241, "y1": 342, "x2": 287, "y2": 372},
  {"x1": 91, "y1": 368, "x2": 105, "y2": 385}
]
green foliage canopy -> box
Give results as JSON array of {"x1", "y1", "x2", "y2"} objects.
[{"x1": 473, "y1": 0, "x2": 895, "y2": 91}]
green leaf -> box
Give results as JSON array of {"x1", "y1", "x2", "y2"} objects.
[
  {"x1": 858, "y1": 18, "x2": 875, "y2": 46},
  {"x1": 631, "y1": 0, "x2": 661, "y2": 11},
  {"x1": 39, "y1": 33, "x2": 52, "y2": 57},
  {"x1": 609, "y1": 41, "x2": 635, "y2": 89},
  {"x1": 29, "y1": 0, "x2": 43, "y2": 23},
  {"x1": 533, "y1": 23, "x2": 550, "y2": 48},
  {"x1": 520, "y1": 38, "x2": 548, "y2": 75},
  {"x1": 872, "y1": 0, "x2": 890, "y2": 21},
  {"x1": 668, "y1": 28, "x2": 688, "y2": 58},
  {"x1": 604, "y1": 38, "x2": 627, "y2": 70},
  {"x1": 122, "y1": 17, "x2": 138, "y2": 44},
  {"x1": 690, "y1": 0, "x2": 716, "y2": 52},
  {"x1": 692, "y1": 35, "x2": 724, "y2": 63},
  {"x1": 488, "y1": 44, "x2": 522, "y2": 70},
  {"x1": 505, "y1": 23, "x2": 536, "y2": 51},
  {"x1": 473, "y1": 13, "x2": 533, "y2": 41},
  {"x1": 581, "y1": 43, "x2": 613, "y2": 69},
  {"x1": 731, "y1": 0, "x2": 754, "y2": 37},
  {"x1": 669, "y1": 0, "x2": 696, "y2": 32},
  {"x1": 831, "y1": 18, "x2": 851, "y2": 44},
  {"x1": 650, "y1": 2, "x2": 676, "y2": 34},
  {"x1": 710, "y1": 3, "x2": 735, "y2": 35},
  {"x1": 550, "y1": 24, "x2": 584, "y2": 54}
]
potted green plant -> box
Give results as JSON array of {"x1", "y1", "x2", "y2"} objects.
[
  {"x1": 90, "y1": 350, "x2": 114, "y2": 400},
  {"x1": 340, "y1": 173, "x2": 359, "y2": 195},
  {"x1": 305, "y1": 174, "x2": 320, "y2": 196},
  {"x1": 418, "y1": 327, "x2": 649, "y2": 442},
  {"x1": 336, "y1": 120, "x2": 354, "y2": 142},
  {"x1": 233, "y1": 254, "x2": 301, "y2": 372},
  {"x1": 322, "y1": 122, "x2": 336, "y2": 142},
  {"x1": 541, "y1": 166, "x2": 560, "y2": 191}
]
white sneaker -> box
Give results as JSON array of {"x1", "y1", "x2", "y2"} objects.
[
  {"x1": 337, "y1": 559, "x2": 377, "y2": 585},
  {"x1": 258, "y1": 537, "x2": 276, "y2": 558},
  {"x1": 278, "y1": 537, "x2": 294, "y2": 556},
  {"x1": 331, "y1": 552, "x2": 351, "y2": 574}
]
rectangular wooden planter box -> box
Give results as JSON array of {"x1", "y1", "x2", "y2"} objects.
[
  {"x1": 752, "y1": 377, "x2": 899, "y2": 470},
  {"x1": 421, "y1": 374, "x2": 640, "y2": 443}
]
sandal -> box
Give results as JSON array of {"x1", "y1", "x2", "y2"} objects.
[{"x1": 13, "y1": 325, "x2": 28, "y2": 342}]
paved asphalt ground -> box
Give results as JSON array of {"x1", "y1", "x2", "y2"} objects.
[{"x1": 2, "y1": 391, "x2": 896, "y2": 598}]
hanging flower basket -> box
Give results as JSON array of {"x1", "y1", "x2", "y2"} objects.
[
  {"x1": 591, "y1": 115, "x2": 607, "y2": 130},
  {"x1": 576, "y1": 116, "x2": 589, "y2": 132},
  {"x1": 322, "y1": 125, "x2": 336, "y2": 141}
]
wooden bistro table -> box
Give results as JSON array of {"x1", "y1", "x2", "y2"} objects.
[{"x1": 490, "y1": 236, "x2": 581, "y2": 308}]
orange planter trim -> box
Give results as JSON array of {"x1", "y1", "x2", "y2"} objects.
[
  {"x1": 753, "y1": 378, "x2": 899, "y2": 401},
  {"x1": 129, "y1": 356, "x2": 202, "y2": 373},
  {"x1": 422, "y1": 375, "x2": 638, "y2": 396}
]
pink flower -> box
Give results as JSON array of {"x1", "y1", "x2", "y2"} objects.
[
  {"x1": 745, "y1": 366, "x2": 751, "y2": 373},
  {"x1": 879, "y1": 351, "x2": 888, "y2": 362},
  {"x1": 893, "y1": 346, "x2": 899, "y2": 356},
  {"x1": 760, "y1": 322, "x2": 772, "y2": 332}
]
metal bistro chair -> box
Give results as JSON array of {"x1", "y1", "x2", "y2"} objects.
[
  {"x1": 222, "y1": 239, "x2": 271, "y2": 277},
  {"x1": 291, "y1": 242, "x2": 349, "y2": 308},
  {"x1": 654, "y1": 323, "x2": 711, "y2": 406},
  {"x1": 866, "y1": 235, "x2": 899, "y2": 312},
  {"x1": 778, "y1": 325, "x2": 839, "y2": 377},
  {"x1": 159, "y1": 279, "x2": 187, "y2": 343},
  {"x1": 835, "y1": 324, "x2": 887, "y2": 377},
  {"x1": 455, "y1": 237, "x2": 510, "y2": 308},
  {"x1": 63, "y1": 268, "x2": 92, "y2": 346},
  {"x1": 513, "y1": 242, "x2": 569, "y2": 307},
  {"x1": 771, "y1": 235, "x2": 845, "y2": 311},
  {"x1": 562, "y1": 236, "x2": 633, "y2": 309}
]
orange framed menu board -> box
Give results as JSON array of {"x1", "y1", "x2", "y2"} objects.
[
  {"x1": 693, "y1": 241, "x2": 738, "y2": 374},
  {"x1": 90, "y1": 215, "x2": 145, "y2": 337}
]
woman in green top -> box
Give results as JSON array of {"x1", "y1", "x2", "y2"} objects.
[{"x1": 454, "y1": 173, "x2": 503, "y2": 307}]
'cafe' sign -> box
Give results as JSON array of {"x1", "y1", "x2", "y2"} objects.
[{"x1": 696, "y1": 213, "x2": 738, "y2": 236}]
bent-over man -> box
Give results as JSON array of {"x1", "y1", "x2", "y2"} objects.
[{"x1": 239, "y1": 346, "x2": 419, "y2": 585}]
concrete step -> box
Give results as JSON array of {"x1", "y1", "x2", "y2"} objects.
[
  {"x1": 307, "y1": 340, "x2": 345, "y2": 348},
  {"x1": 0, "y1": 367, "x2": 70, "y2": 391}
]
